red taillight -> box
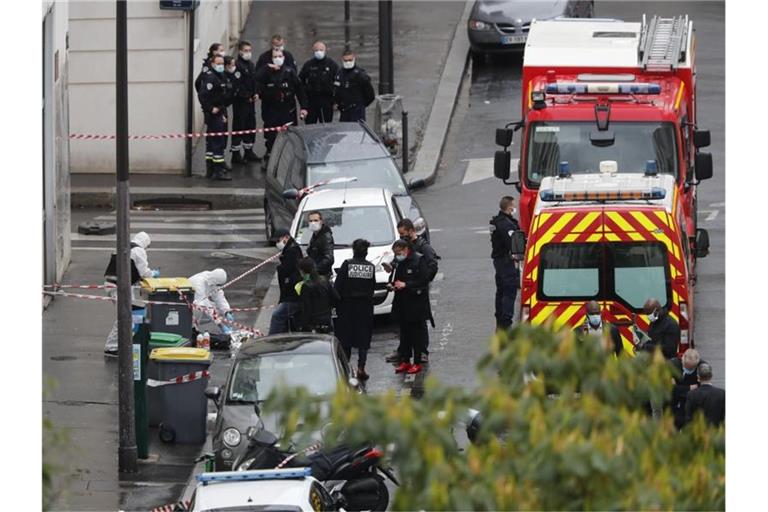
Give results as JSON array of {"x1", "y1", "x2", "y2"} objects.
[{"x1": 365, "y1": 448, "x2": 383, "y2": 460}]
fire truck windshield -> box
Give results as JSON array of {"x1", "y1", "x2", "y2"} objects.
[
  {"x1": 526, "y1": 122, "x2": 678, "y2": 186},
  {"x1": 539, "y1": 241, "x2": 670, "y2": 311}
]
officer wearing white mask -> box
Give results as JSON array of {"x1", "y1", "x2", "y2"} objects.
[
  {"x1": 189, "y1": 268, "x2": 234, "y2": 333},
  {"x1": 306, "y1": 211, "x2": 335, "y2": 278},
  {"x1": 255, "y1": 34, "x2": 297, "y2": 72},
  {"x1": 299, "y1": 41, "x2": 339, "y2": 124},
  {"x1": 572, "y1": 300, "x2": 623, "y2": 356},
  {"x1": 333, "y1": 49, "x2": 375, "y2": 122}
]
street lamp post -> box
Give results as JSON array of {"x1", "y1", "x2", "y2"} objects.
[
  {"x1": 378, "y1": 0, "x2": 394, "y2": 94},
  {"x1": 116, "y1": 0, "x2": 137, "y2": 473}
]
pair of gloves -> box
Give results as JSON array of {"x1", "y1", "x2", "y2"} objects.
[
  {"x1": 151, "y1": 269, "x2": 161, "y2": 278},
  {"x1": 221, "y1": 311, "x2": 235, "y2": 334}
]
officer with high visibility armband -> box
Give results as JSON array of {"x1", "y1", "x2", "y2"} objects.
[{"x1": 490, "y1": 196, "x2": 524, "y2": 330}]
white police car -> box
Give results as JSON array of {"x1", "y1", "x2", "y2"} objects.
[
  {"x1": 290, "y1": 187, "x2": 406, "y2": 315},
  {"x1": 189, "y1": 467, "x2": 341, "y2": 512}
]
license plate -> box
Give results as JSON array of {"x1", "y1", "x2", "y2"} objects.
[{"x1": 501, "y1": 35, "x2": 526, "y2": 45}]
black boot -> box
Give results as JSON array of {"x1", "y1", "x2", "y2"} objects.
[
  {"x1": 231, "y1": 151, "x2": 245, "y2": 164},
  {"x1": 213, "y1": 162, "x2": 232, "y2": 181},
  {"x1": 244, "y1": 149, "x2": 262, "y2": 162},
  {"x1": 205, "y1": 160, "x2": 214, "y2": 179}
]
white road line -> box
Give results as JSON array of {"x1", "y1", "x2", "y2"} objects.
[
  {"x1": 699, "y1": 210, "x2": 719, "y2": 222},
  {"x1": 709, "y1": 202, "x2": 725, "y2": 208},
  {"x1": 95, "y1": 215, "x2": 264, "y2": 223},
  {"x1": 99, "y1": 208, "x2": 266, "y2": 216},
  {"x1": 72, "y1": 247, "x2": 277, "y2": 256},
  {"x1": 461, "y1": 158, "x2": 518, "y2": 185},
  {"x1": 433, "y1": 273, "x2": 445, "y2": 282},
  {"x1": 72, "y1": 233, "x2": 264, "y2": 243},
  {"x1": 121, "y1": 222, "x2": 264, "y2": 231}
]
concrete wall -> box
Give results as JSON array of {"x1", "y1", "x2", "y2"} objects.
[
  {"x1": 68, "y1": 0, "x2": 251, "y2": 174},
  {"x1": 43, "y1": 0, "x2": 71, "y2": 284}
]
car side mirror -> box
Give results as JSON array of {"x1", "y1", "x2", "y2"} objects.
[
  {"x1": 693, "y1": 129, "x2": 711, "y2": 148},
  {"x1": 695, "y1": 228, "x2": 710, "y2": 258},
  {"x1": 494, "y1": 151, "x2": 511, "y2": 180},
  {"x1": 510, "y1": 230, "x2": 527, "y2": 256},
  {"x1": 695, "y1": 152, "x2": 713, "y2": 181},
  {"x1": 496, "y1": 128, "x2": 514, "y2": 147},
  {"x1": 204, "y1": 386, "x2": 221, "y2": 402},
  {"x1": 247, "y1": 426, "x2": 279, "y2": 446},
  {"x1": 408, "y1": 178, "x2": 426, "y2": 191},
  {"x1": 282, "y1": 188, "x2": 299, "y2": 200}
]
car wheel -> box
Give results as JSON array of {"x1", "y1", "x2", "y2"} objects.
[{"x1": 264, "y1": 203, "x2": 276, "y2": 246}]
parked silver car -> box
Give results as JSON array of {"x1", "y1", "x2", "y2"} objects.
[{"x1": 467, "y1": 0, "x2": 594, "y2": 59}]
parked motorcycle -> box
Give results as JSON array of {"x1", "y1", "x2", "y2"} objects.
[{"x1": 233, "y1": 426, "x2": 398, "y2": 511}]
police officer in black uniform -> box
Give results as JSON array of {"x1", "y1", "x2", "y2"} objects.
[
  {"x1": 255, "y1": 34, "x2": 297, "y2": 72},
  {"x1": 334, "y1": 239, "x2": 376, "y2": 381},
  {"x1": 490, "y1": 196, "x2": 523, "y2": 329},
  {"x1": 195, "y1": 42, "x2": 224, "y2": 93},
  {"x1": 230, "y1": 41, "x2": 261, "y2": 164},
  {"x1": 299, "y1": 41, "x2": 339, "y2": 124},
  {"x1": 254, "y1": 49, "x2": 308, "y2": 160},
  {"x1": 197, "y1": 54, "x2": 232, "y2": 181},
  {"x1": 334, "y1": 50, "x2": 376, "y2": 122}
]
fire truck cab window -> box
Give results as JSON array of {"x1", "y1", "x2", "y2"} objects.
[
  {"x1": 609, "y1": 242, "x2": 669, "y2": 310},
  {"x1": 540, "y1": 243, "x2": 600, "y2": 299},
  {"x1": 527, "y1": 122, "x2": 678, "y2": 185}
]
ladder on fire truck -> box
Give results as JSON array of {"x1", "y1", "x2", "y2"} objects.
[{"x1": 638, "y1": 15, "x2": 690, "y2": 72}]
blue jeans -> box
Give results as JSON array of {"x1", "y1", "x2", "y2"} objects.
[
  {"x1": 493, "y1": 258, "x2": 519, "y2": 329},
  {"x1": 268, "y1": 302, "x2": 302, "y2": 335}
]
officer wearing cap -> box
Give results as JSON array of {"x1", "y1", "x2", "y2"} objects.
[
  {"x1": 269, "y1": 227, "x2": 304, "y2": 334},
  {"x1": 490, "y1": 196, "x2": 522, "y2": 330}
]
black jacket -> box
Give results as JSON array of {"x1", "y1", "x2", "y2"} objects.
[
  {"x1": 307, "y1": 225, "x2": 335, "y2": 277},
  {"x1": 197, "y1": 69, "x2": 230, "y2": 115},
  {"x1": 276, "y1": 239, "x2": 303, "y2": 303},
  {"x1": 646, "y1": 310, "x2": 681, "y2": 359},
  {"x1": 255, "y1": 49, "x2": 297, "y2": 72},
  {"x1": 333, "y1": 66, "x2": 376, "y2": 111},
  {"x1": 572, "y1": 321, "x2": 623, "y2": 356},
  {"x1": 254, "y1": 65, "x2": 308, "y2": 115},
  {"x1": 391, "y1": 252, "x2": 430, "y2": 323},
  {"x1": 490, "y1": 210, "x2": 522, "y2": 260},
  {"x1": 194, "y1": 58, "x2": 210, "y2": 93},
  {"x1": 334, "y1": 257, "x2": 376, "y2": 301},
  {"x1": 411, "y1": 237, "x2": 439, "y2": 282},
  {"x1": 670, "y1": 358, "x2": 708, "y2": 429},
  {"x1": 297, "y1": 276, "x2": 339, "y2": 332},
  {"x1": 685, "y1": 383, "x2": 725, "y2": 427},
  {"x1": 233, "y1": 56, "x2": 258, "y2": 101},
  {"x1": 299, "y1": 57, "x2": 340, "y2": 99}
]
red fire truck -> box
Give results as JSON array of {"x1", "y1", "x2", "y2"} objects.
[{"x1": 493, "y1": 15, "x2": 713, "y2": 240}]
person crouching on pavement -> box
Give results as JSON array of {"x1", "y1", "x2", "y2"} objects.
[
  {"x1": 334, "y1": 239, "x2": 376, "y2": 381},
  {"x1": 269, "y1": 228, "x2": 304, "y2": 334},
  {"x1": 189, "y1": 268, "x2": 235, "y2": 335},
  {"x1": 390, "y1": 239, "x2": 430, "y2": 375},
  {"x1": 295, "y1": 257, "x2": 339, "y2": 334}
]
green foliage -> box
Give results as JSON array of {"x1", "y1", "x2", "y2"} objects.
[
  {"x1": 264, "y1": 324, "x2": 725, "y2": 510},
  {"x1": 42, "y1": 378, "x2": 73, "y2": 511}
]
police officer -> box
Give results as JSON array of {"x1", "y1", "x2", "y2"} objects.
[
  {"x1": 197, "y1": 54, "x2": 232, "y2": 181},
  {"x1": 490, "y1": 196, "x2": 522, "y2": 329},
  {"x1": 334, "y1": 239, "x2": 376, "y2": 381},
  {"x1": 299, "y1": 41, "x2": 339, "y2": 124},
  {"x1": 230, "y1": 41, "x2": 261, "y2": 164},
  {"x1": 334, "y1": 50, "x2": 376, "y2": 122},
  {"x1": 254, "y1": 49, "x2": 308, "y2": 160},
  {"x1": 306, "y1": 211, "x2": 335, "y2": 278},
  {"x1": 195, "y1": 43, "x2": 225, "y2": 93},
  {"x1": 255, "y1": 34, "x2": 297, "y2": 72},
  {"x1": 295, "y1": 257, "x2": 339, "y2": 334}
]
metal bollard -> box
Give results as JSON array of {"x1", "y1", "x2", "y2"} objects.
[{"x1": 402, "y1": 111, "x2": 409, "y2": 173}]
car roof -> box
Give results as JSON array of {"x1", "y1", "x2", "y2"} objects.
[
  {"x1": 300, "y1": 188, "x2": 391, "y2": 210},
  {"x1": 194, "y1": 478, "x2": 313, "y2": 510},
  {"x1": 289, "y1": 122, "x2": 390, "y2": 164},
  {"x1": 236, "y1": 334, "x2": 337, "y2": 360}
]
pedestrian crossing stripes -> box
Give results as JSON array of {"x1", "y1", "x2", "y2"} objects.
[{"x1": 73, "y1": 208, "x2": 268, "y2": 251}]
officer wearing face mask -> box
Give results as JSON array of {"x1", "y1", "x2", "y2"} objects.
[
  {"x1": 306, "y1": 211, "x2": 335, "y2": 278},
  {"x1": 333, "y1": 50, "x2": 376, "y2": 122},
  {"x1": 254, "y1": 49, "x2": 308, "y2": 158},
  {"x1": 641, "y1": 298, "x2": 681, "y2": 359},
  {"x1": 490, "y1": 196, "x2": 522, "y2": 330},
  {"x1": 669, "y1": 348, "x2": 707, "y2": 429},
  {"x1": 195, "y1": 42, "x2": 225, "y2": 93},
  {"x1": 299, "y1": 41, "x2": 339, "y2": 124},
  {"x1": 255, "y1": 34, "x2": 297, "y2": 72},
  {"x1": 198, "y1": 54, "x2": 232, "y2": 181},
  {"x1": 572, "y1": 301, "x2": 623, "y2": 356},
  {"x1": 230, "y1": 40, "x2": 261, "y2": 164},
  {"x1": 269, "y1": 228, "x2": 304, "y2": 334}
]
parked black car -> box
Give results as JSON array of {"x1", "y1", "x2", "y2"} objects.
[
  {"x1": 467, "y1": 0, "x2": 594, "y2": 59},
  {"x1": 263, "y1": 121, "x2": 428, "y2": 244},
  {"x1": 205, "y1": 334, "x2": 359, "y2": 471}
]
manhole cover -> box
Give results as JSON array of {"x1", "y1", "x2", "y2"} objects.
[{"x1": 133, "y1": 198, "x2": 212, "y2": 211}]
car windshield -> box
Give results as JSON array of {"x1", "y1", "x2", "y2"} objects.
[
  {"x1": 526, "y1": 122, "x2": 678, "y2": 185},
  {"x1": 540, "y1": 242, "x2": 669, "y2": 310},
  {"x1": 307, "y1": 158, "x2": 407, "y2": 195},
  {"x1": 228, "y1": 353, "x2": 338, "y2": 403},
  {"x1": 202, "y1": 507, "x2": 303, "y2": 512},
  {"x1": 295, "y1": 206, "x2": 395, "y2": 246}
]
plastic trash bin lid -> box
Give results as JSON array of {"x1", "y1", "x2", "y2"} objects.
[
  {"x1": 150, "y1": 332, "x2": 186, "y2": 344},
  {"x1": 141, "y1": 277, "x2": 194, "y2": 292},
  {"x1": 150, "y1": 347, "x2": 211, "y2": 362}
]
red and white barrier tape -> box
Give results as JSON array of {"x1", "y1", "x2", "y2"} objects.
[
  {"x1": 151, "y1": 500, "x2": 190, "y2": 512},
  {"x1": 220, "y1": 252, "x2": 280, "y2": 290},
  {"x1": 146, "y1": 370, "x2": 210, "y2": 388},
  {"x1": 275, "y1": 442, "x2": 323, "y2": 470},
  {"x1": 43, "y1": 283, "x2": 116, "y2": 290},
  {"x1": 70, "y1": 125, "x2": 288, "y2": 141}
]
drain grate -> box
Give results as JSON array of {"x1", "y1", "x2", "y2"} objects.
[{"x1": 133, "y1": 198, "x2": 212, "y2": 211}]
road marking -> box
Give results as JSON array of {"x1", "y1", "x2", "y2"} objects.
[
  {"x1": 700, "y1": 210, "x2": 719, "y2": 222},
  {"x1": 461, "y1": 157, "x2": 518, "y2": 185},
  {"x1": 433, "y1": 273, "x2": 445, "y2": 282},
  {"x1": 99, "y1": 208, "x2": 266, "y2": 216},
  {"x1": 72, "y1": 247, "x2": 276, "y2": 257},
  {"x1": 437, "y1": 321, "x2": 453, "y2": 352},
  {"x1": 709, "y1": 202, "x2": 725, "y2": 208},
  {"x1": 95, "y1": 215, "x2": 264, "y2": 223},
  {"x1": 72, "y1": 233, "x2": 264, "y2": 243},
  {"x1": 124, "y1": 222, "x2": 264, "y2": 231}
]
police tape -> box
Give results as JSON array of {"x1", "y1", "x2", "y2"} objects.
[
  {"x1": 69, "y1": 125, "x2": 289, "y2": 141},
  {"x1": 275, "y1": 442, "x2": 323, "y2": 470},
  {"x1": 220, "y1": 252, "x2": 281, "y2": 290},
  {"x1": 42, "y1": 283, "x2": 116, "y2": 290},
  {"x1": 146, "y1": 370, "x2": 210, "y2": 388},
  {"x1": 151, "y1": 500, "x2": 190, "y2": 512}
]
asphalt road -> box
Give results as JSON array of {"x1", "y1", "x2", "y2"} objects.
[{"x1": 389, "y1": 0, "x2": 726, "y2": 389}]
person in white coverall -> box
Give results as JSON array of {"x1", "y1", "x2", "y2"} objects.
[
  {"x1": 189, "y1": 268, "x2": 235, "y2": 334},
  {"x1": 104, "y1": 232, "x2": 159, "y2": 355}
]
